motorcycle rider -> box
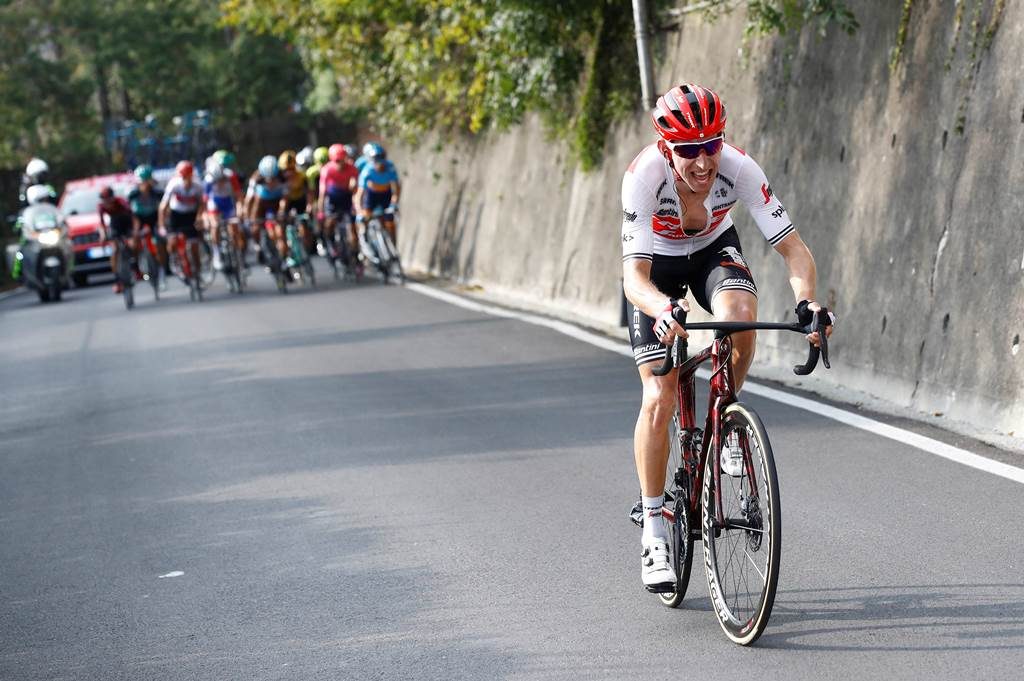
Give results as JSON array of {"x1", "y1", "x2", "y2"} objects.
[{"x1": 11, "y1": 184, "x2": 59, "y2": 280}]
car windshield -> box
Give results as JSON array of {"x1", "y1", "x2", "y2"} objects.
[{"x1": 61, "y1": 183, "x2": 133, "y2": 215}]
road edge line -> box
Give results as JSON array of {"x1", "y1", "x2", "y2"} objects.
[{"x1": 406, "y1": 281, "x2": 1024, "y2": 486}]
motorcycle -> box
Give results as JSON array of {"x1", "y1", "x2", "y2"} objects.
[{"x1": 13, "y1": 203, "x2": 73, "y2": 302}]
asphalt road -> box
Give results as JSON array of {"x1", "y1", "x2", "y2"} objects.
[{"x1": 1, "y1": 268, "x2": 1022, "y2": 680}]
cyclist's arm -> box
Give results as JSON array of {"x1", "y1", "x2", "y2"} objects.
[
  {"x1": 773, "y1": 232, "x2": 817, "y2": 304},
  {"x1": 623, "y1": 258, "x2": 673, "y2": 318}
]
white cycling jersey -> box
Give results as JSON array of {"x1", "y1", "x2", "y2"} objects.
[
  {"x1": 621, "y1": 142, "x2": 793, "y2": 260},
  {"x1": 162, "y1": 176, "x2": 204, "y2": 214}
]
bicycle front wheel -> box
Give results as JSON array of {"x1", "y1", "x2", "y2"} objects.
[{"x1": 701, "y1": 402, "x2": 780, "y2": 645}]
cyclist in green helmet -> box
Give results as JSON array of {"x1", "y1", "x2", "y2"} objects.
[
  {"x1": 128, "y1": 164, "x2": 168, "y2": 277},
  {"x1": 306, "y1": 146, "x2": 330, "y2": 226}
]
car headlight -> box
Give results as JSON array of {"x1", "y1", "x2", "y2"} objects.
[{"x1": 37, "y1": 230, "x2": 60, "y2": 246}]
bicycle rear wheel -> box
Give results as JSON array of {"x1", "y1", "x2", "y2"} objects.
[
  {"x1": 659, "y1": 414, "x2": 695, "y2": 608},
  {"x1": 701, "y1": 402, "x2": 780, "y2": 645}
]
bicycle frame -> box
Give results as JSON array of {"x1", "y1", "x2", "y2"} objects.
[
  {"x1": 656, "y1": 310, "x2": 830, "y2": 534},
  {"x1": 661, "y1": 333, "x2": 738, "y2": 534}
]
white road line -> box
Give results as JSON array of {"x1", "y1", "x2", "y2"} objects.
[{"x1": 407, "y1": 282, "x2": 1024, "y2": 486}]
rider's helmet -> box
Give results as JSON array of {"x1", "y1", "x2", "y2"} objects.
[
  {"x1": 175, "y1": 160, "x2": 194, "y2": 179},
  {"x1": 213, "y1": 149, "x2": 236, "y2": 169},
  {"x1": 134, "y1": 164, "x2": 153, "y2": 181},
  {"x1": 328, "y1": 143, "x2": 347, "y2": 163},
  {"x1": 652, "y1": 83, "x2": 726, "y2": 143},
  {"x1": 296, "y1": 146, "x2": 314, "y2": 169},
  {"x1": 368, "y1": 143, "x2": 386, "y2": 161},
  {"x1": 344, "y1": 144, "x2": 358, "y2": 161},
  {"x1": 258, "y1": 155, "x2": 278, "y2": 179},
  {"x1": 313, "y1": 146, "x2": 329, "y2": 165},
  {"x1": 278, "y1": 149, "x2": 297, "y2": 170},
  {"x1": 207, "y1": 162, "x2": 225, "y2": 182},
  {"x1": 25, "y1": 158, "x2": 49, "y2": 184},
  {"x1": 26, "y1": 184, "x2": 57, "y2": 205},
  {"x1": 362, "y1": 142, "x2": 380, "y2": 159}
]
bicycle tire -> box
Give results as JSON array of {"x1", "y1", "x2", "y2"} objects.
[
  {"x1": 701, "y1": 402, "x2": 781, "y2": 645},
  {"x1": 379, "y1": 229, "x2": 405, "y2": 284},
  {"x1": 659, "y1": 414, "x2": 695, "y2": 608},
  {"x1": 143, "y1": 249, "x2": 160, "y2": 300}
]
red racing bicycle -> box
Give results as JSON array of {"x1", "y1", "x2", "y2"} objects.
[{"x1": 632, "y1": 306, "x2": 831, "y2": 645}]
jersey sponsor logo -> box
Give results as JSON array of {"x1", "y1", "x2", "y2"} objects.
[
  {"x1": 717, "y1": 174, "x2": 735, "y2": 189},
  {"x1": 656, "y1": 179, "x2": 668, "y2": 198},
  {"x1": 712, "y1": 201, "x2": 736, "y2": 213},
  {"x1": 659, "y1": 197, "x2": 677, "y2": 205},
  {"x1": 622, "y1": 233, "x2": 634, "y2": 242},
  {"x1": 771, "y1": 205, "x2": 786, "y2": 219},
  {"x1": 714, "y1": 187, "x2": 729, "y2": 199},
  {"x1": 652, "y1": 213, "x2": 685, "y2": 240},
  {"x1": 656, "y1": 208, "x2": 678, "y2": 218},
  {"x1": 761, "y1": 183, "x2": 773, "y2": 204},
  {"x1": 720, "y1": 245, "x2": 748, "y2": 267},
  {"x1": 623, "y1": 209, "x2": 638, "y2": 222}
]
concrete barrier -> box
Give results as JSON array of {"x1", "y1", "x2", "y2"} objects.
[{"x1": 395, "y1": 2, "x2": 1024, "y2": 446}]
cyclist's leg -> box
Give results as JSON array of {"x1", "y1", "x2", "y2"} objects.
[
  {"x1": 709, "y1": 290, "x2": 757, "y2": 391},
  {"x1": 698, "y1": 230, "x2": 759, "y2": 392},
  {"x1": 631, "y1": 311, "x2": 682, "y2": 589},
  {"x1": 635, "y1": 361, "x2": 680, "y2": 499}
]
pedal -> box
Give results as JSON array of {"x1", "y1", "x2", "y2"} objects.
[
  {"x1": 644, "y1": 582, "x2": 677, "y2": 594},
  {"x1": 629, "y1": 500, "x2": 644, "y2": 528},
  {"x1": 629, "y1": 490, "x2": 676, "y2": 528}
]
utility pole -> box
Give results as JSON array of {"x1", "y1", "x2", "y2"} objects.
[{"x1": 631, "y1": 0, "x2": 657, "y2": 110}]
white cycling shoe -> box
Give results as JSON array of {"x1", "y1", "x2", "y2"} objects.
[{"x1": 641, "y1": 537, "x2": 677, "y2": 592}]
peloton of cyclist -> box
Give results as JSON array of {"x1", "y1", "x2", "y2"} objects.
[
  {"x1": 356, "y1": 143, "x2": 401, "y2": 243},
  {"x1": 98, "y1": 186, "x2": 137, "y2": 294},
  {"x1": 621, "y1": 83, "x2": 834, "y2": 591},
  {"x1": 318, "y1": 144, "x2": 359, "y2": 260},
  {"x1": 128, "y1": 165, "x2": 168, "y2": 277},
  {"x1": 159, "y1": 161, "x2": 206, "y2": 280}
]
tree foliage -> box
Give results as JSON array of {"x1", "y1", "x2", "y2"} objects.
[
  {"x1": 0, "y1": 0, "x2": 307, "y2": 175},
  {"x1": 223, "y1": 0, "x2": 857, "y2": 169}
]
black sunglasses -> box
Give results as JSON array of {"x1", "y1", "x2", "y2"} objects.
[{"x1": 671, "y1": 136, "x2": 724, "y2": 159}]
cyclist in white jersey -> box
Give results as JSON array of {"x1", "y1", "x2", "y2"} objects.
[{"x1": 622, "y1": 83, "x2": 835, "y2": 592}]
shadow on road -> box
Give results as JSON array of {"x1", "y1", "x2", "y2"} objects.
[{"x1": 760, "y1": 583, "x2": 1024, "y2": 651}]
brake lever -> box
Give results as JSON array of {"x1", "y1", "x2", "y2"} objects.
[
  {"x1": 793, "y1": 310, "x2": 821, "y2": 376},
  {"x1": 651, "y1": 306, "x2": 688, "y2": 377},
  {"x1": 818, "y1": 315, "x2": 831, "y2": 369}
]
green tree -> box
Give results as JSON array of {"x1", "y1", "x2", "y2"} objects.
[
  {"x1": 222, "y1": 0, "x2": 857, "y2": 169},
  {"x1": 0, "y1": 0, "x2": 308, "y2": 173}
]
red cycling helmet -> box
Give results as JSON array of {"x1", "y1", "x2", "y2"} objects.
[
  {"x1": 652, "y1": 83, "x2": 726, "y2": 143},
  {"x1": 328, "y1": 143, "x2": 347, "y2": 163},
  {"x1": 176, "y1": 160, "x2": 194, "y2": 178}
]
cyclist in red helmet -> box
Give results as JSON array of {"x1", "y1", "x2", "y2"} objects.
[
  {"x1": 621, "y1": 83, "x2": 835, "y2": 591},
  {"x1": 317, "y1": 143, "x2": 359, "y2": 260},
  {"x1": 159, "y1": 160, "x2": 205, "y2": 284}
]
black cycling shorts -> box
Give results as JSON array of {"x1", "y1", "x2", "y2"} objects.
[
  {"x1": 628, "y1": 227, "x2": 757, "y2": 367},
  {"x1": 167, "y1": 210, "x2": 199, "y2": 239},
  {"x1": 285, "y1": 198, "x2": 306, "y2": 216},
  {"x1": 324, "y1": 191, "x2": 353, "y2": 218},
  {"x1": 107, "y1": 213, "x2": 134, "y2": 239}
]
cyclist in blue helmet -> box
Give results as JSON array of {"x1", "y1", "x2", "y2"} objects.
[
  {"x1": 356, "y1": 143, "x2": 401, "y2": 244},
  {"x1": 245, "y1": 155, "x2": 288, "y2": 262}
]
